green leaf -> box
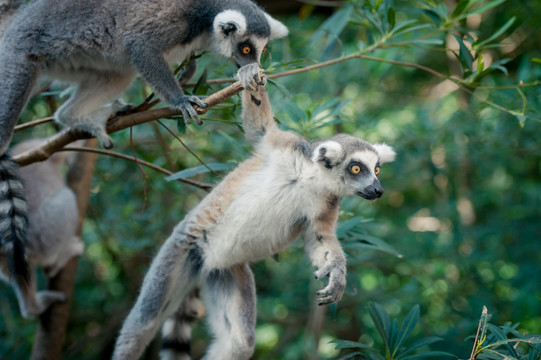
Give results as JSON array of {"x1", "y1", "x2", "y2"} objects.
[
  {"x1": 193, "y1": 68, "x2": 208, "y2": 95},
  {"x1": 342, "y1": 234, "x2": 402, "y2": 258},
  {"x1": 394, "y1": 305, "x2": 421, "y2": 354},
  {"x1": 485, "y1": 323, "x2": 519, "y2": 358},
  {"x1": 451, "y1": 0, "x2": 471, "y2": 19},
  {"x1": 387, "y1": 7, "x2": 395, "y2": 30},
  {"x1": 477, "y1": 54, "x2": 485, "y2": 74},
  {"x1": 176, "y1": 119, "x2": 187, "y2": 134},
  {"x1": 401, "y1": 351, "x2": 457, "y2": 360},
  {"x1": 475, "y1": 17, "x2": 515, "y2": 49},
  {"x1": 453, "y1": 34, "x2": 474, "y2": 73},
  {"x1": 402, "y1": 336, "x2": 444, "y2": 355},
  {"x1": 330, "y1": 339, "x2": 376, "y2": 352},
  {"x1": 338, "y1": 352, "x2": 362, "y2": 360},
  {"x1": 165, "y1": 162, "x2": 234, "y2": 181},
  {"x1": 458, "y1": 0, "x2": 506, "y2": 19},
  {"x1": 367, "y1": 303, "x2": 392, "y2": 351},
  {"x1": 311, "y1": 4, "x2": 353, "y2": 48},
  {"x1": 532, "y1": 58, "x2": 541, "y2": 64},
  {"x1": 421, "y1": 9, "x2": 443, "y2": 24}
]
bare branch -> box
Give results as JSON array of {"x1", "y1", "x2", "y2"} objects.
[{"x1": 59, "y1": 146, "x2": 213, "y2": 191}]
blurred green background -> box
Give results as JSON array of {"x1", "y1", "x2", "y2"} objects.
[{"x1": 1, "y1": 0, "x2": 540, "y2": 359}]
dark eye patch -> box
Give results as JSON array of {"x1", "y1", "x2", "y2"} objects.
[
  {"x1": 238, "y1": 41, "x2": 255, "y2": 56},
  {"x1": 347, "y1": 161, "x2": 369, "y2": 177}
]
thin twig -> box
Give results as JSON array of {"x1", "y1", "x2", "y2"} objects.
[
  {"x1": 156, "y1": 120, "x2": 217, "y2": 176},
  {"x1": 14, "y1": 117, "x2": 54, "y2": 131},
  {"x1": 59, "y1": 146, "x2": 212, "y2": 191}
]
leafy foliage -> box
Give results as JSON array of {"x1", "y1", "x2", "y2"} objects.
[{"x1": 332, "y1": 303, "x2": 454, "y2": 359}]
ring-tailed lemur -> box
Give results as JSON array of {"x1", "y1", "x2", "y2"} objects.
[
  {"x1": 113, "y1": 80, "x2": 396, "y2": 359},
  {"x1": 0, "y1": 139, "x2": 83, "y2": 318},
  {"x1": 0, "y1": 0, "x2": 287, "y2": 294}
]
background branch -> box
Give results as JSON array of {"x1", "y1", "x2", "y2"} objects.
[{"x1": 30, "y1": 139, "x2": 98, "y2": 360}]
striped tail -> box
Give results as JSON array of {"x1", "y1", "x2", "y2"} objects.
[
  {"x1": 0, "y1": 153, "x2": 29, "y2": 284},
  {"x1": 160, "y1": 288, "x2": 204, "y2": 360}
]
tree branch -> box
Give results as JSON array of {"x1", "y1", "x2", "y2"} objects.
[
  {"x1": 30, "y1": 139, "x2": 98, "y2": 360},
  {"x1": 59, "y1": 146, "x2": 212, "y2": 191},
  {"x1": 12, "y1": 50, "x2": 539, "y2": 167},
  {"x1": 13, "y1": 81, "x2": 244, "y2": 166}
]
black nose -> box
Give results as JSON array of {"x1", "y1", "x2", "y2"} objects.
[{"x1": 366, "y1": 182, "x2": 384, "y2": 199}]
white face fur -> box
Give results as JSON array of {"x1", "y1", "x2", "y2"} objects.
[
  {"x1": 312, "y1": 140, "x2": 396, "y2": 200},
  {"x1": 212, "y1": 10, "x2": 288, "y2": 67}
]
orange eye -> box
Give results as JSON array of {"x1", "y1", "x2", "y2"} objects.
[
  {"x1": 262, "y1": 46, "x2": 267, "y2": 54},
  {"x1": 375, "y1": 166, "x2": 380, "y2": 176},
  {"x1": 350, "y1": 165, "x2": 361, "y2": 174},
  {"x1": 242, "y1": 46, "x2": 251, "y2": 55}
]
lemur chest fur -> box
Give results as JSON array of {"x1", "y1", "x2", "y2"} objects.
[{"x1": 185, "y1": 149, "x2": 332, "y2": 269}]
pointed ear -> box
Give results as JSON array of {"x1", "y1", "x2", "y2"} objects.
[
  {"x1": 373, "y1": 143, "x2": 396, "y2": 163},
  {"x1": 264, "y1": 13, "x2": 288, "y2": 40},
  {"x1": 311, "y1": 141, "x2": 345, "y2": 169},
  {"x1": 214, "y1": 10, "x2": 247, "y2": 37}
]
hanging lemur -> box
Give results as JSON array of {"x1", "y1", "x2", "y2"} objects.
[
  {"x1": 0, "y1": 139, "x2": 83, "y2": 318},
  {"x1": 113, "y1": 78, "x2": 396, "y2": 359},
  {"x1": 0, "y1": 0, "x2": 288, "y2": 296}
]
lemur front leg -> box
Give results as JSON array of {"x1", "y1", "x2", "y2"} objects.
[
  {"x1": 305, "y1": 207, "x2": 347, "y2": 306},
  {"x1": 237, "y1": 63, "x2": 266, "y2": 92},
  {"x1": 126, "y1": 44, "x2": 207, "y2": 125}
]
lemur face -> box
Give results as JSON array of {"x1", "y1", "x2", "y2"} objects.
[
  {"x1": 311, "y1": 135, "x2": 396, "y2": 200},
  {"x1": 212, "y1": 9, "x2": 288, "y2": 68}
]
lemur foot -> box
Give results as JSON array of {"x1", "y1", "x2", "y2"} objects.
[
  {"x1": 111, "y1": 99, "x2": 135, "y2": 115},
  {"x1": 238, "y1": 63, "x2": 266, "y2": 92},
  {"x1": 314, "y1": 261, "x2": 346, "y2": 306},
  {"x1": 23, "y1": 290, "x2": 67, "y2": 318},
  {"x1": 171, "y1": 95, "x2": 208, "y2": 126}
]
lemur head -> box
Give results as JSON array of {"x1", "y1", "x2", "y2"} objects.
[
  {"x1": 212, "y1": 4, "x2": 288, "y2": 68},
  {"x1": 311, "y1": 134, "x2": 396, "y2": 200}
]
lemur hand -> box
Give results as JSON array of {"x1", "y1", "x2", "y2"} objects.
[
  {"x1": 314, "y1": 255, "x2": 346, "y2": 306},
  {"x1": 172, "y1": 95, "x2": 208, "y2": 125},
  {"x1": 238, "y1": 63, "x2": 266, "y2": 92}
]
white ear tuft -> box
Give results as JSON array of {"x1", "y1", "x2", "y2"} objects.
[
  {"x1": 311, "y1": 141, "x2": 344, "y2": 169},
  {"x1": 264, "y1": 13, "x2": 288, "y2": 40},
  {"x1": 214, "y1": 10, "x2": 247, "y2": 37},
  {"x1": 373, "y1": 143, "x2": 396, "y2": 163}
]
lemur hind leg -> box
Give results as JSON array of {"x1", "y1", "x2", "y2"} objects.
[
  {"x1": 113, "y1": 230, "x2": 202, "y2": 360},
  {"x1": 201, "y1": 263, "x2": 256, "y2": 360},
  {"x1": 54, "y1": 72, "x2": 134, "y2": 149}
]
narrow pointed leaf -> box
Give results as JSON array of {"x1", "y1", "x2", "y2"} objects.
[
  {"x1": 476, "y1": 17, "x2": 515, "y2": 48},
  {"x1": 453, "y1": 35, "x2": 474, "y2": 72},
  {"x1": 165, "y1": 162, "x2": 234, "y2": 181},
  {"x1": 395, "y1": 305, "x2": 421, "y2": 352},
  {"x1": 402, "y1": 336, "x2": 444, "y2": 355}
]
